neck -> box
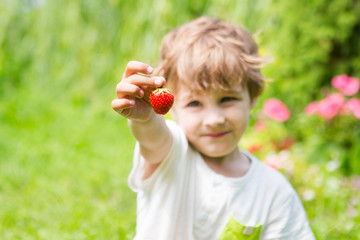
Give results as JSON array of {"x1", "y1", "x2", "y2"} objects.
[{"x1": 202, "y1": 149, "x2": 250, "y2": 178}]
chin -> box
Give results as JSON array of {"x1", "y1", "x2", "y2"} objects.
[
  {"x1": 190, "y1": 140, "x2": 238, "y2": 159},
  {"x1": 201, "y1": 148, "x2": 235, "y2": 159}
]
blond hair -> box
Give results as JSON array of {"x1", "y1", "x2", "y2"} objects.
[{"x1": 155, "y1": 16, "x2": 266, "y2": 101}]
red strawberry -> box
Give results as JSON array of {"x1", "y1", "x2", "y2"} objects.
[{"x1": 149, "y1": 88, "x2": 174, "y2": 115}]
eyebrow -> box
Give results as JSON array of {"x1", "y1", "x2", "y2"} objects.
[
  {"x1": 180, "y1": 87, "x2": 245, "y2": 99},
  {"x1": 222, "y1": 88, "x2": 244, "y2": 94}
]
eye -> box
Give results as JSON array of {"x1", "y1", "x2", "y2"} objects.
[
  {"x1": 187, "y1": 100, "x2": 201, "y2": 107},
  {"x1": 221, "y1": 97, "x2": 238, "y2": 103}
]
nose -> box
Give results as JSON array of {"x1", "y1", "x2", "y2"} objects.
[{"x1": 203, "y1": 107, "x2": 226, "y2": 127}]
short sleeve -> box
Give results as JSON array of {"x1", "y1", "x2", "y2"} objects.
[
  {"x1": 128, "y1": 120, "x2": 188, "y2": 192},
  {"x1": 127, "y1": 120, "x2": 196, "y2": 239},
  {"x1": 261, "y1": 191, "x2": 315, "y2": 240}
]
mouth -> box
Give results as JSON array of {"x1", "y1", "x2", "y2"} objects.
[{"x1": 204, "y1": 131, "x2": 231, "y2": 139}]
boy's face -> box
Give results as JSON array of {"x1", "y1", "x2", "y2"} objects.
[{"x1": 171, "y1": 84, "x2": 255, "y2": 159}]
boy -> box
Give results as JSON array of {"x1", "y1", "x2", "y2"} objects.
[{"x1": 112, "y1": 16, "x2": 315, "y2": 240}]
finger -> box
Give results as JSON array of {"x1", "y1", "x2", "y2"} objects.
[
  {"x1": 123, "y1": 61, "x2": 153, "y2": 78},
  {"x1": 125, "y1": 74, "x2": 165, "y2": 88},
  {"x1": 116, "y1": 82, "x2": 145, "y2": 99},
  {"x1": 111, "y1": 98, "x2": 135, "y2": 113}
]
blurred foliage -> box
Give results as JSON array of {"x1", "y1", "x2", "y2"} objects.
[
  {"x1": 1, "y1": 0, "x2": 359, "y2": 239},
  {"x1": 255, "y1": 0, "x2": 360, "y2": 175},
  {"x1": 260, "y1": 0, "x2": 360, "y2": 108}
]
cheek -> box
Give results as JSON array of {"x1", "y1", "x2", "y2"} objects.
[
  {"x1": 228, "y1": 107, "x2": 250, "y2": 122},
  {"x1": 177, "y1": 114, "x2": 200, "y2": 139},
  {"x1": 227, "y1": 108, "x2": 250, "y2": 134},
  {"x1": 179, "y1": 117, "x2": 197, "y2": 133}
]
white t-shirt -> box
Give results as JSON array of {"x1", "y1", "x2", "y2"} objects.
[{"x1": 128, "y1": 120, "x2": 315, "y2": 240}]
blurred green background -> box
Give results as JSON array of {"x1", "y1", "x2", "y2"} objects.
[{"x1": 1, "y1": 0, "x2": 359, "y2": 239}]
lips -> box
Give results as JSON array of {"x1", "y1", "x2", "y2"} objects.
[{"x1": 204, "y1": 131, "x2": 231, "y2": 138}]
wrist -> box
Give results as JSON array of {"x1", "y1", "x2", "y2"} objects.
[
  {"x1": 128, "y1": 111, "x2": 161, "y2": 127},
  {"x1": 128, "y1": 112, "x2": 169, "y2": 151}
]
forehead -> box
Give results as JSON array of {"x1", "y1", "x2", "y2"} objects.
[{"x1": 175, "y1": 84, "x2": 246, "y2": 99}]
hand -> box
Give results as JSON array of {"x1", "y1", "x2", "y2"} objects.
[{"x1": 112, "y1": 61, "x2": 166, "y2": 122}]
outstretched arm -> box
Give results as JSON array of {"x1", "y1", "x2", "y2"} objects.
[{"x1": 112, "y1": 61, "x2": 173, "y2": 178}]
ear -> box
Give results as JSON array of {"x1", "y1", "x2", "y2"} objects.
[{"x1": 250, "y1": 97, "x2": 258, "y2": 109}]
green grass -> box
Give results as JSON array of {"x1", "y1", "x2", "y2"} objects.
[
  {"x1": 0, "y1": 85, "x2": 137, "y2": 239},
  {"x1": 1, "y1": 0, "x2": 360, "y2": 239}
]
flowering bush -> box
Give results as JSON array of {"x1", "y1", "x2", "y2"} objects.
[
  {"x1": 331, "y1": 74, "x2": 360, "y2": 96},
  {"x1": 305, "y1": 93, "x2": 345, "y2": 119},
  {"x1": 300, "y1": 75, "x2": 360, "y2": 175},
  {"x1": 245, "y1": 74, "x2": 360, "y2": 175},
  {"x1": 262, "y1": 98, "x2": 291, "y2": 122},
  {"x1": 305, "y1": 75, "x2": 360, "y2": 119},
  {"x1": 345, "y1": 98, "x2": 360, "y2": 119},
  {"x1": 242, "y1": 74, "x2": 360, "y2": 238}
]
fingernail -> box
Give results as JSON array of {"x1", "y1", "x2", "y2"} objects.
[
  {"x1": 128, "y1": 99, "x2": 135, "y2": 105},
  {"x1": 147, "y1": 66, "x2": 153, "y2": 74},
  {"x1": 155, "y1": 77, "x2": 165, "y2": 86}
]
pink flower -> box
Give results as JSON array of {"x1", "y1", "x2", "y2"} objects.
[
  {"x1": 344, "y1": 98, "x2": 360, "y2": 119},
  {"x1": 264, "y1": 150, "x2": 290, "y2": 170},
  {"x1": 317, "y1": 93, "x2": 345, "y2": 119},
  {"x1": 265, "y1": 153, "x2": 282, "y2": 170},
  {"x1": 247, "y1": 143, "x2": 262, "y2": 153},
  {"x1": 262, "y1": 98, "x2": 290, "y2": 122},
  {"x1": 305, "y1": 102, "x2": 319, "y2": 115},
  {"x1": 331, "y1": 74, "x2": 360, "y2": 96}
]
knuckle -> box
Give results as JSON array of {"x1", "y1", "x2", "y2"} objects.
[
  {"x1": 112, "y1": 99, "x2": 128, "y2": 112},
  {"x1": 116, "y1": 83, "x2": 122, "y2": 92},
  {"x1": 126, "y1": 74, "x2": 138, "y2": 84},
  {"x1": 111, "y1": 99, "x2": 120, "y2": 110},
  {"x1": 127, "y1": 60, "x2": 137, "y2": 67},
  {"x1": 128, "y1": 60, "x2": 136, "y2": 65},
  {"x1": 127, "y1": 60, "x2": 146, "y2": 70},
  {"x1": 127, "y1": 60, "x2": 144, "y2": 69}
]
